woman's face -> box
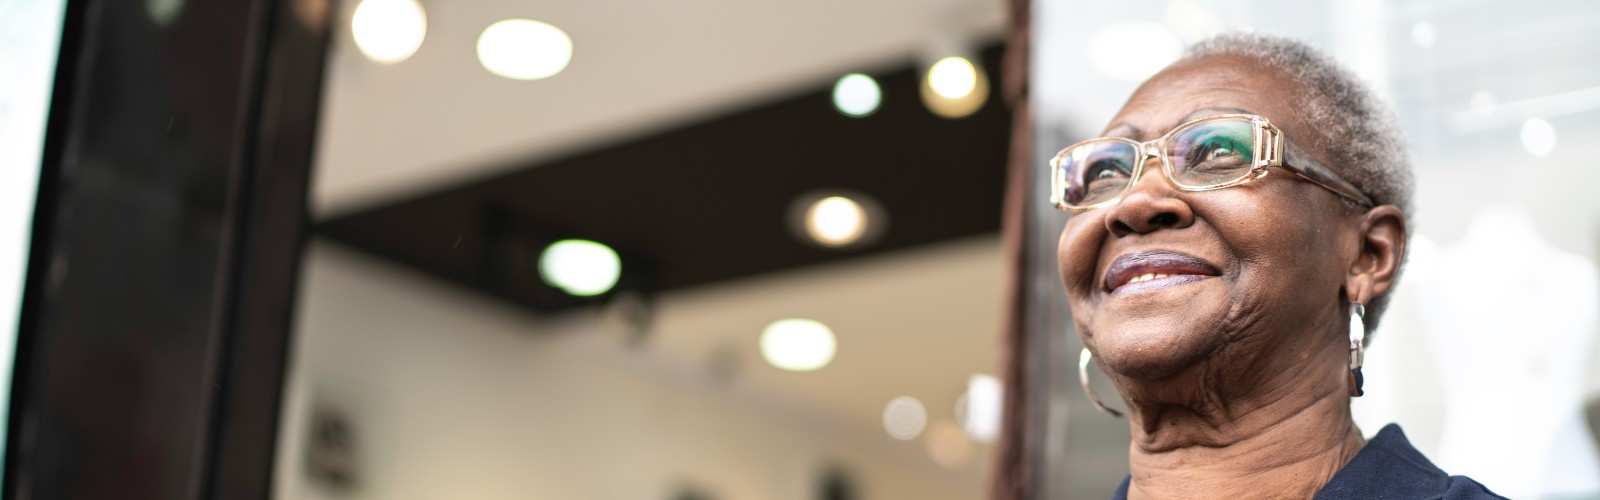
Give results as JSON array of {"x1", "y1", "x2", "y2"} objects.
[{"x1": 1058, "y1": 54, "x2": 1359, "y2": 381}]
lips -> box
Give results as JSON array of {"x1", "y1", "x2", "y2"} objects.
[{"x1": 1103, "y1": 250, "x2": 1221, "y2": 294}]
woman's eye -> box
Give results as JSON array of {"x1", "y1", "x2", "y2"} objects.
[
  {"x1": 1204, "y1": 143, "x2": 1236, "y2": 160},
  {"x1": 1185, "y1": 137, "x2": 1250, "y2": 171},
  {"x1": 1083, "y1": 160, "x2": 1130, "y2": 185},
  {"x1": 1199, "y1": 138, "x2": 1243, "y2": 160}
]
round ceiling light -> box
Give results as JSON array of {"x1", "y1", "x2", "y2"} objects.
[
  {"x1": 788, "y1": 191, "x2": 886, "y2": 249},
  {"x1": 350, "y1": 0, "x2": 426, "y2": 64},
  {"x1": 806, "y1": 196, "x2": 867, "y2": 246},
  {"x1": 921, "y1": 57, "x2": 988, "y2": 119},
  {"x1": 538, "y1": 239, "x2": 621, "y2": 296},
  {"x1": 833, "y1": 73, "x2": 882, "y2": 117},
  {"x1": 928, "y1": 57, "x2": 977, "y2": 99},
  {"x1": 759, "y1": 318, "x2": 837, "y2": 372},
  {"x1": 477, "y1": 19, "x2": 573, "y2": 80}
]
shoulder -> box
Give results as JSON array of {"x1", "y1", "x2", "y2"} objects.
[
  {"x1": 1438, "y1": 476, "x2": 1506, "y2": 500},
  {"x1": 1316, "y1": 424, "x2": 1507, "y2": 500}
]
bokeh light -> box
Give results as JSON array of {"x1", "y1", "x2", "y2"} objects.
[
  {"x1": 351, "y1": 0, "x2": 426, "y2": 64},
  {"x1": 959, "y1": 373, "x2": 1002, "y2": 443},
  {"x1": 928, "y1": 57, "x2": 977, "y2": 99},
  {"x1": 759, "y1": 318, "x2": 837, "y2": 372},
  {"x1": 924, "y1": 420, "x2": 975, "y2": 470},
  {"x1": 147, "y1": 0, "x2": 183, "y2": 26},
  {"x1": 833, "y1": 73, "x2": 882, "y2": 117},
  {"x1": 1412, "y1": 21, "x2": 1438, "y2": 48},
  {"x1": 921, "y1": 57, "x2": 988, "y2": 119},
  {"x1": 805, "y1": 196, "x2": 868, "y2": 247},
  {"x1": 883, "y1": 396, "x2": 928, "y2": 440},
  {"x1": 477, "y1": 19, "x2": 573, "y2": 80},
  {"x1": 1521, "y1": 118, "x2": 1556, "y2": 157},
  {"x1": 538, "y1": 239, "x2": 621, "y2": 296}
]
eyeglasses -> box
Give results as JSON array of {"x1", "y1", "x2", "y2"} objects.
[{"x1": 1048, "y1": 114, "x2": 1373, "y2": 211}]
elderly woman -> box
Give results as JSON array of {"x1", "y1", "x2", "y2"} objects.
[{"x1": 1053, "y1": 34, "x2": 1503, "y2": 499}]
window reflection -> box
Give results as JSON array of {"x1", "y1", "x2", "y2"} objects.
[{"x1": 1031, "y1": 0, "x2": 1600, "y2": 497}]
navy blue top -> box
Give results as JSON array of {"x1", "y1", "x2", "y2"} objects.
[{"x1": 1111, "y1": 424, "x2": 1505, "y2": 499}]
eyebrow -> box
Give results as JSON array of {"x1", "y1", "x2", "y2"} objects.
[{"x1": 1103, "y1": 106, "x2": 1258, "y2": 139}]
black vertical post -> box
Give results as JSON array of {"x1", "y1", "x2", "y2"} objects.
[{"x1": 5, "y1": 0, "x2": 331, "y2": 498}]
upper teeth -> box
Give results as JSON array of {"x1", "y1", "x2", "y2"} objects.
[{"x1": 1127, "y1": 273, "x2": 1170, "y2": 284}]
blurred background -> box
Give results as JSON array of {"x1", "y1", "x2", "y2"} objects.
[
  {"x1": 276, "y1": 0, "x2": 1010, "y2": 499},
  {"x1": 7, "y1": 0, "x2": 1600, "y2": 499},
  {"x1": 1028, "y1": 0, "x2": 1600, "y2": 498}
]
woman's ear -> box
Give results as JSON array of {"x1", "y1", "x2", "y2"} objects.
[{"x1": 1346, "y1": 205, "x2": 1407, "y2": 304}]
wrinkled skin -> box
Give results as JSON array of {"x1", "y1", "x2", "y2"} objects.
[{"x1": 1057, "y1": 54, "x2": 1407, "y2": 499}]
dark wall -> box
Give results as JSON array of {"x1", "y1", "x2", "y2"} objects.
[{"x1": 6, "y1": 0, "x2": 330, "y2": 498}]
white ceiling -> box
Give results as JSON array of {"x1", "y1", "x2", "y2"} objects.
[{"x1": 311, "y1": 0, "x2": 1005, "y2": 217}]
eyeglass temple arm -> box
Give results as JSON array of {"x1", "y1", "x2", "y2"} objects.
[{"x1": 1271, "y1": 136, "x2": 1375, "y2": 207}]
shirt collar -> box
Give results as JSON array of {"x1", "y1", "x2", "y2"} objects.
[{"x1": 1110, "y1": 424, "x2": 1448, "y2": 500}]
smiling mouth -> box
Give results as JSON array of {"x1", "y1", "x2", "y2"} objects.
[
  {"x1": 1103, "y1": 250, "x2": 1221, "y2": 295},
  {"x1": 1112, "y1": 273, "x2": 1210, "y2": 295},
  {"x1": 1125, "y1": 272, "x2": 1176, "y2": 284}
]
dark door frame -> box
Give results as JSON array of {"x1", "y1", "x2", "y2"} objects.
[{"x1": 6, "y1": 0, "x2": 332, "y2": 498}]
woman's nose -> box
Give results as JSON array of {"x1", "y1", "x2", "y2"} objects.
[{"x1": 1103, "y1": 158, "x2": 1195, "y2": 237}]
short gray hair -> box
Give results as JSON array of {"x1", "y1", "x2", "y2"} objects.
[{"x1": 1182, "y1": 32, "x2": 1413, "y2": 335}]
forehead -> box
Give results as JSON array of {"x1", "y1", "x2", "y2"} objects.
[{"x1": 1102, "y1": 54, "x2": 1309, "y2": 141}]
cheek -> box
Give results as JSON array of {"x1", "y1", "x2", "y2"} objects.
[
  {"x1": 1058, "y1": 215, "x2": 1112, "y2": 344},
  {"x1": 1209, "y1": 193, "x2": 1347, "y2": 326},
  {"x1": 1057, "y1": 215, "x2": 1107, "y2": 300}
]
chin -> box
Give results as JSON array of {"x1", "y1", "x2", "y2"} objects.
[{"x1": 1088, "y1": 310, "x2": 1224, "y2": 381}]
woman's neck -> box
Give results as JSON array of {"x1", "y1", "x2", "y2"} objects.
[{"x1": 1119, "y1": 334, "x2": 1365, "y2": 499}]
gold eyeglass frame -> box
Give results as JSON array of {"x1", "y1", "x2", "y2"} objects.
[{"x1": 1048, "y1": 114, "x2": 1374, "y2": 211}]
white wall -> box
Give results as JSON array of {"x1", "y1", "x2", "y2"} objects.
[{"x1": 275, "y1": 243, "x2": 984, "y2": 500}]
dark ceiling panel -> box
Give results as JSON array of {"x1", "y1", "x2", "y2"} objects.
[{"x1": 320, "y1": 43, "x2": 1011, "y2": 311}]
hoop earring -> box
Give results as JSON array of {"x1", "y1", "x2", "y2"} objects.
[
  {"x1": 1079, "y1": 347, "x2": 1124, "y2": 417},
  {"x1": 1348, "y1": 303, "x2": 1367, "y2": 397}
]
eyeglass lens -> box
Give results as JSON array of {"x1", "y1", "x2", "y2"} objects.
[{"x1": 1057, "y1": 118, "x2": 1258, "y2": 207}]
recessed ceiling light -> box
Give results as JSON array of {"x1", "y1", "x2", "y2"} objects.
[
  {"x1": 350, "y1": 0, "x2": 426, "y2": 64},
  {"x1": 806, "y1": 196, "x2": 867, "y2": 246},
  {"x1": 928, "y1": 57, "x2": 976, "y2": 100},
  {"x1": 538, "y1": 239, "x2": 620, "y2": 296},
  {"x1": 921, "y1": 57, "x2": 988, "y2": 119},
  {"x1": 833, "y1": 73, "x2": 882, "y2": 117},
  {"x1": 477, "y1": 19, "x2": 573, "y2": 80},
  {"x1": 789, "y1": 192, "x2": 886, "y2": 248},
  {"x1": 759, "y1": 318, "x2": 837, "y2": 372}
]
